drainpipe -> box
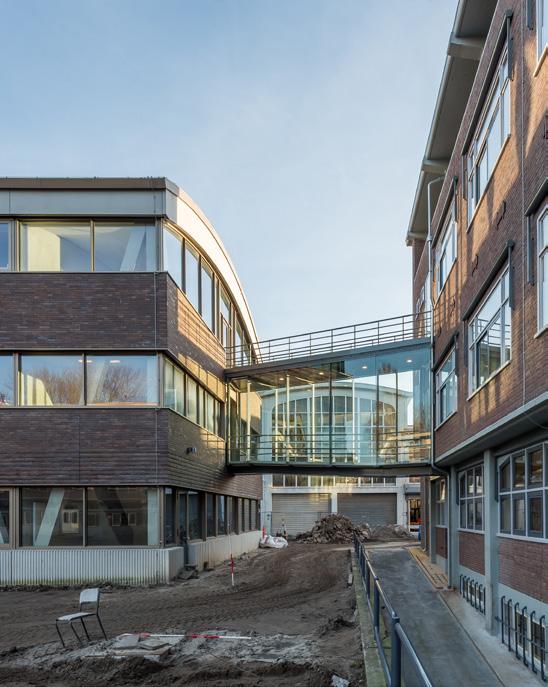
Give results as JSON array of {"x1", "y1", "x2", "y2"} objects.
[{"x1": 426, "y1": 175, "x2": 445, "y2": 567}]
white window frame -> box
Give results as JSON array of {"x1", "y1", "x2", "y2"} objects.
[
  {"x1": 538, "y1": 0, "x2": 548, "y2": 61},
  {"x1": 538, "y1": 205, "x2": 548, "y2": 333},
  {"x1": 468, "y1": 266, "x2": 511, "y2": 394},
  {"x1": 467, "y1": 49, "x2": 511, "y2": 225},
  {"x1": 435, "y1": 347, "x2": 457, "y2": 426},
  {"x1": 458, "y1": 465, "x2": 484, "y2": 532},
  {"x1": 435, "y1": 479, "x2": 447, "y2": 527},
  {"x1": 434, "y1": 208, "x2": 457, "y2": 298}
]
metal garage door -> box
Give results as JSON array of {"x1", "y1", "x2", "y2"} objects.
[
  {"x1": 271, "y1": 494, "x2": 331, "y2": 536},
  {"x1": 338, "y1": 494, "x2": 397, "y2": 526}
]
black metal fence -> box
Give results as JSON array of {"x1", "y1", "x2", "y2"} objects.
[
  {"x1": 354, "y1": 535, "x2": 433, "y2": 687},
  {"x1": 500, "y1": 596, "x2": 546, "y2": 682},
  {"x1": 459, "y1": 575, "x2": 486, "y2": 615}
]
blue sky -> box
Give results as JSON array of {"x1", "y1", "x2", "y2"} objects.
[{"x1": 1, "y1": 0, "x2": 455, "y2": 339}]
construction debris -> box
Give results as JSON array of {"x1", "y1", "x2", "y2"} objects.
[
  {"x1": 259, "y1": 534, "x2": 288, "y2": 549},
  {"x1": 294, "y1": 514, "x2": 415, "y2": 544}
]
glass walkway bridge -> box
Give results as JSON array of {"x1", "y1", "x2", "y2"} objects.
[{"x1": 225, "y1": 312, "x2": 432, "y2": 476}]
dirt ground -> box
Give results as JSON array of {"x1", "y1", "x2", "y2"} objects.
[{"x1": 0, "y1": 543, "x2": 364, "y2": 686}]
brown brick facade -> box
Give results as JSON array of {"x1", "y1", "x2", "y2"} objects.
[
  {"x1": 410, "y1": 0, "x2": 548, "y2": 459},
  {"x1": 435, "y1": 526, "x2": 448, "y2": 559},
  {"x1": 459, "y1": 531, "x2": 485, "y2": 575},
  {"x1": 498, "y1": 537, "x2": 548, "y2": 603}
]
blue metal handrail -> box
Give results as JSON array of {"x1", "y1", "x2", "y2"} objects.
[{"x1": 354, "y1": 535, "x2": 433, "y2": 687}]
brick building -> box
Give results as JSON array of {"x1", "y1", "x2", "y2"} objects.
[
  {"x1": 0, "y1": 177, "x2": 263, "y2": 584},
  {"x1": 407, "y1": 0, "x2": 547, "y2": 675}
]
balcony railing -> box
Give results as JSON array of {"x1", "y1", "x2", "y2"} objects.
[
  {"x1": 227, "y1": 311, "x2": 431, "y2": 367},
  {"x1": 227, "y1": 430, "x2": 431, "y2": 466}
]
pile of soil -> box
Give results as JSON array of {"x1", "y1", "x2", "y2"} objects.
[
  {"x1": 295, "y1": 514, "x2": 415, "y2": 544},
  {"x1": 295, "y1": 515, "x2": 371, "y2": 544}
]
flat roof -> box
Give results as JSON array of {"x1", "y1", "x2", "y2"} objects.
[{"x1": 406, "y1": 0, "x2": 497, "y2": 244}]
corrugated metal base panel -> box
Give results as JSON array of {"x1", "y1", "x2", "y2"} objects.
[
  {"x1": 0, "y1": 547, "x2": 185, "y2": 586},
  {"x1": 187, "y1": 530, "x2": 261, "y2": 570}
]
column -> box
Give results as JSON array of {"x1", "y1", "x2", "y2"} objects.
[{"x1": 483, "y1": 449, "x2": 498, "y2": 634}]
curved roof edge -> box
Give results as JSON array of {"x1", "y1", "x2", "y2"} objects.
[{"x1": 406, "y1": 0, "x2": 497, "y2": 245}]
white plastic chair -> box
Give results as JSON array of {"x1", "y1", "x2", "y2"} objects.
[{"x1": 55, "y1": 588, "x2": 107, "y2": 646}]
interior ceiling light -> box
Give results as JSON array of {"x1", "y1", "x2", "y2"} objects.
[
  {"x1": 110, "y1": 360, "x2": 121, "y2": 364},
  {"x1": 362, "y1": 365, "x2": 368, "y2": 370},
  {"x1": 406, "y1": 359, "x2": 413, "y2": 363}
]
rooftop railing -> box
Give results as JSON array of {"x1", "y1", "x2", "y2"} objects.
[{"x1": 227, "y1": 311, "x2": 431, "y2": 367}]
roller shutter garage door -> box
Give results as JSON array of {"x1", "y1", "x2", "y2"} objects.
[
  {"x1": 338, "y1": 494, "x2": 397, "y2": 527},
  {"x1": 271, "y1": 494, "x2": 331, "y2": 536}
]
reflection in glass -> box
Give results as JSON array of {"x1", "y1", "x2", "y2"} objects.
[
  {"x1": 206, "y1": 494, "x2": 215, "y2": 537},
  {"x1": 201, "y1": 262, "x2": 214, "y2": 330},
  {"x1": 217, "y1": 495, "x2": 226, "y2": 535},
  {"x1": 0, "y1": 223, "x2": 9, "y2": 269},
  {"x1": 528, "y1": 449, "x2": 543, "y2": 485},
  {"x1": 0, "y1": 355, "x2": 13, "y2": 406},
  {"x1": 513, "y1": 455, "x2": 525, "y2": 488},
  {"x1": 21, "y1": 487, "x2": 84, "y2": 546},
  {"x1": 87, "y1": 487, "x2": 158, "y2": 545},
  {"x1": 20, "y1": 355, "x2": 84, "y2": 406},
  {"x1": 87, "y1": 355, "x2": 158, "y2": 406},
  {"x1": 187, "y1": 376, "x2": 198, "y2": 422},
  {"x1": 0, "y1": 490, "x2": 9, "y2": 544},
  {"x1": 20, "y1": 223, "x2": 91, "y2": 272},
  {"x1": 164, "y1": 359, "x2": 185, "y2": 415},
  {"x1": 188, "y1": 491, "x2": 202, "y2": 539},
  {"x1": 94, "y1": 224, "x2": 156, "y2": 272},
  {"x1": 229, "y1": 345, "x2": 431, "y2": 466},
  {"x1": 528, "y1": 494, "x2": 543, "y2": 535},
  {"x1": 513, "y1": 496, "x2": 525, "y2": 532},
  {"x1": 185, "y1": 243, "x2": 200, "y2": 311},
  {"x1": 163, "y1": 228, "x2": 183, "y2": 289},
  {"x1": 500, "y1": 496, "x2": 511, "y2": 532}
]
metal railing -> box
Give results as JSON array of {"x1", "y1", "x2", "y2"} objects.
[
  {"x1": 459, "y1": 575, "x2": 485, "y2": 615},
  {"x1": 500, "y1": 596, "x2": 546, "y2": 681},
  {"x1": 227, "y1": 430, "x2": 431, "y2": 465},
  {"x1": 227, "y1": 311, "x2": 431, "y2": 367},
  {"x1": 354, "y1": 535, "x2": 433, "y2": 687}
]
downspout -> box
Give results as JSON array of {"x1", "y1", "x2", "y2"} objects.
[{"x1": 426, "y1": 175, "x2": 445, "y2": 566}]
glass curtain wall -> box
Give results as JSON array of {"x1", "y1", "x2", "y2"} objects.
[{"x1": 228, "y1": 345, "x2": 430, "y2": 466}]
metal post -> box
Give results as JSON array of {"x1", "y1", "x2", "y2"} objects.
[
  {"x1": 373, "y1": 579, "x2": 380, "y2": 632},
  {"x1": 390, "y1": 611, "x2": 402, "y2": 687}
]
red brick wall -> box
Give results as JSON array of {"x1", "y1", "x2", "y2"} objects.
[
  {"x1": 436, "y1": 526, "x2": 448, "y2": 559},
  {"x1": 498, "y1": 537, "x2": 548, "y2": 603},
  {"x1": 417, "y1": 0, "x2": 548, "y2": 459},
  {"x1": 459, "y1": 531, "x2": 485, "y2": 574}
]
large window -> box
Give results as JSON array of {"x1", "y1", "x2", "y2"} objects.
[
  {"x1": 86, "y1": 355, "x2": 158, "y2": 406},
  {"x1": 459, "y1": 466, "x2": 484, "y2": 531},
  {"x1": 0, "y1": 490, "x2": 10, "y2": 545},
  {"x1": 436, "y1": 348, "x2": 457, "y2": 425},
  {"x1": 94, "y1": 224, "x2": 156, "y2": 272},
  {"x1": 188, "y1": 491, "x2": 202, "y2": 540},
  {"x1": 163, "y1": 227, "x2": 183, "y2": 289},
  {"x1": 164, "y1": 358, "x2": 185, "y2": 416},
  {"x1": 20, "y1": 354, "x2": 84, "y2": 406},
  {"x1": 435, "y1": 479, "x2": 447, "y2": 527},
  {"x1": 217, "y1": 495, "x2": 226, "y2": 535},
  {"x1": 21, "y1": 487, "x2": 84, "y2": 546},
  {"x1": 0, "y1": 355, "x2": 13, "y2": 406},
  {"x1": 87, "y1": 487, "x2": 159, "y2": 546},
  {"x1": 538, "y1": 0, "x2": 548, "y2": 58},
  {"x1": 538, "y1": 206, "x2": 548, "y2": 332},
  {"x1": 184, "y1": 243, "x2": 200, "y2": 312},
  {"x1": 499, "y1": 445, "x2": 546, "y2": 538},
  {"x1": 206, "y1": 493, "x2": 215, "y2": 537},
  {"x1": 467, "y1": 50, "x2": 510, "y2": 223},
  {"x1": 435, "y1": 208, "x2": 456, "y2": 297},
  {"x1": 468, "y1": 267, "x2": 511, "y2": 393},
  {"x1": 201, "y1": 261, "x2": 214, "y2": 330},
  {"x1": 20, "y1": 223, "x2": 91, "y2": 272},
  {"x1": 0, "y1": 223, "x2": 10, "y2": 270}
]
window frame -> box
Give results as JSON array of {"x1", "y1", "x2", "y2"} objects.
[
  {"x1": 498, "y1": 444, "x2": 547, "y2": 541},
  {"x1": 0, "y1": 221, "x2": 12, "y2": 271},
  {"x1": 434, "y1": 207, "x2": 457, "y2": 299},
  {"x1": 458, "y1": 465, "x2": 484, "y2": 532},
  {"x1": 435, "y1": 347, "x2": 457, "y2": 427},
  {"x1": 467, "y1": 48, "x2": 511, "y2": 226},
  {"x1": 467, "y1": 266, "x2": 511, "y2": 395},
  {"x1": 537, "y1": 204, "x2": 548, "y2": 334}
]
